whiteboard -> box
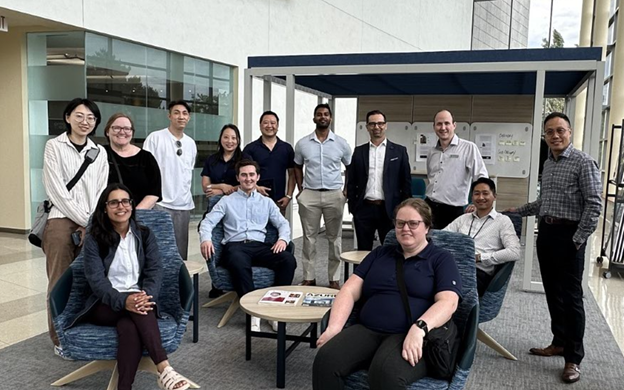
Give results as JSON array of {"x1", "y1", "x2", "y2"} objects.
[
  {"x1": 411, "y1": 122, "x2": 470, "y2": 172},
  {"x1": 470, "y1": 123, "x2": 532, "y2": 178}
]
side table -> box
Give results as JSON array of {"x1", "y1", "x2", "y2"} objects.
[
  {"x1": 340, "y1": 250, "x2": 370, "y2": 282},
  {"x1": 185, "y1": 260, "x2": 207, "y2": 343}
]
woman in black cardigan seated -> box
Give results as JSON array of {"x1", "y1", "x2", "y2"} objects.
[
  {"x1": 313, "y1": 198, "x2": 462, "y2": 390},
  {"x1": 75, "y1": 183, "x2": 188, "y2": 390}
]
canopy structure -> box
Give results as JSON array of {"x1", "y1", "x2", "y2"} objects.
[{"x1": 244, "y1": 47, "x2": 604, "y2": 292}]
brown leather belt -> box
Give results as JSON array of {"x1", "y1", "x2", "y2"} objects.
[
  {"x1": 365, "y1": 199, "x2": 384, "y2": 206},
  {"x1": 543, "y1": 216, "x2": 578, "y2": 226}
]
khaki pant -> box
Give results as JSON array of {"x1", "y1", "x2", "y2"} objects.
[
  {"x1": 42, "y1": 218, "x2": 81, "y2": 346},
  {"x1": 297, "y1": 189, "x2": 345, "y2": 282},
  {"x1": 154, "y1": 205, "x2": 190, "y2": 260}
]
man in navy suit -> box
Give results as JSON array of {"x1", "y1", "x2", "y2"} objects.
[{"x1": 347, "y1": 110, "x2": 411, "y2": 250}]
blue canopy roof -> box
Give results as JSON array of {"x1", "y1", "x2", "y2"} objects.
[{"x1": 247, "y1": 48, "x2": 602, "y2": 96}]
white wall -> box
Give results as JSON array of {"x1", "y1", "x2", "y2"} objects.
[{"x1": 1, "y1": 0, "x2": 474, "y2": 129}]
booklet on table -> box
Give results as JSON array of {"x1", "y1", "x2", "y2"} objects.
[
  {"x1": 258, "y1": 290, "x2": 303, "y2": 305},
  {"x1": 302, "y1": 292, "x2": 336, "y2": 307}
]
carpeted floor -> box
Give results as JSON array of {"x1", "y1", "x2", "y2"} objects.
[{"x1": 1, "y1": 231, "x2": 622, "y2": 389}]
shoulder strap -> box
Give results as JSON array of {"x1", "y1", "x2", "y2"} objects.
[
  {"x1": 109, "y1": 151, "x2": 124, "y2": 185},
  {"x1": 66, "y1": 147, "x2": 100, "y2": 191},
  {"x1": 395, "y1": 257, "x2": 413, "y2": 328}
]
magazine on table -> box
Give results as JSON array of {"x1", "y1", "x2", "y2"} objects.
[
  {"x1": 302, "y1": 292, "x2": 336, "y2": 307},
  {"x1": 258, "y1": 290, "x2": 303, "y2": 305}
]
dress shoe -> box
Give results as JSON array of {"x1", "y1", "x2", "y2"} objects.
[
  {"x1": 251, "y1": 316, "x2": 261, "y2": 332},
  {"x1": 328, "y1": 281, "x2": 341, "y2": 290},
  {"x1": 529, "y1": 344, "x2": 564, "y2": 357},
  {"x1": 562, "y1": 363, "x2": 580, "y2": 383},
  {"x1": 300, "y1": 279, "x2": 316, "y2": 286}
]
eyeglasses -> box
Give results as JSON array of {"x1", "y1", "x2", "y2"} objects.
[
  {"x1": 367, "y1": 121, "x2": 386, "y2": 128},
  {"x1": 175, "y1": 140, "x2": 183, "y2": 156},
  {"x1": 394, "y1": 219, "x2": 424, "y2": 229},
  {"x1": 544, "y1": 128, "x2": 569, "y2": 137},
  {"x1": 110, "y1": 126, "x2": 133, "y2": 134},
  {"x1": 73, "y1": 113, "x2": 97, "y2": 125},
  {"x1": 106, "y1": 198, "x2": 133, "y2": 208}
]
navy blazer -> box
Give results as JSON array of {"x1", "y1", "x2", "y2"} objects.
[
  {"x1": 347, "y1": 139, "x2": 412, "y2": 219},
  {"x1": 68, "y1": 219, "x2": 163, "y2": 328}
]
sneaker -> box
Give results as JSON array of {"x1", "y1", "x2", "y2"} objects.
[
  {"x1": 251, "y1": 316, "x2": 261, "y2": 332},
  {"x1": 269, "y1": 320, "x2": 280, "y2": 332},
  {"x1": 54, "y1": 345, "x2": 73, "y2": 361}
]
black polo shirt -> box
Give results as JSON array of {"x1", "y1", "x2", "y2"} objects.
[
  {"x1": 243, "y1": 137, "x2": 295, "y2": 201},
  {"x1": 201, "y1": 152, "x2": 252, "y2": 186}
]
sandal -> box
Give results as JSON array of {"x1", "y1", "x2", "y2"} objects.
[{"x1": 158, "y1": 366, "x2": 190, "y2": 390}]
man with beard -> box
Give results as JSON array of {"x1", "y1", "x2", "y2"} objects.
[
  {"x1": 426, "y1": 109, "x2": 488, "y2": 229},
  {"x1": 347, "y1": 110, "x2": 411, "y2": 250},
  {"x1": 144, "y1": 100, "x2": 197, "y2": 260},
  {"x1": 294, "y1": 104, "x2": 352, "y2": 289}
]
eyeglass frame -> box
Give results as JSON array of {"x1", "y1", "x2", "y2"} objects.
[
  {"x1": 72, "y1": 113, "x2": 97, "y2": 125},
  {"x1": 175, "y1": 140, "x2": 183, "y2": 156},
  {"x1": 110, "y1": 125, "x2": 133, "y2": 134},
  {"x1": 544, "y1": 127, "x2": 570, "y2": 137},
  {"x1": 367, "y1": 121, "x2": 387, "y2": 128},
  {"x1": 394, "y1": 219, "x2": 424, "y2": 229},
  {"x1": 105, "y1": 198, "x2": 133, "y2": 208}
]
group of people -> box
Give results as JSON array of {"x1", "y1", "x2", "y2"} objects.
[{"x1": 40, "y1": 95, "x2": 601, "y2": 389}]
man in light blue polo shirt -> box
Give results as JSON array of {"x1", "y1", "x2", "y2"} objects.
[{"x1": 294, "y1": 103, "x2": 352, "y2": 289}]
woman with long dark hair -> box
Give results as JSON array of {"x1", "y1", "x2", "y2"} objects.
[
  {"x1": 75, "y1": 183, "x2": 189, "y2": 390},
  {"x1": 42, "y1": 98, "x2": 108, "y2": 355},
  {"x1": 200, "y1": 124, "x2": 251, "y2": 196}
]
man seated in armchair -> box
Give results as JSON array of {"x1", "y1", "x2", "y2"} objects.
[
  {"x1": 199, "y1": 159, "x2": 297, "y2": 331},
  {"x1": 444, "y1": 177, "x2": 521, "y2": 296}
]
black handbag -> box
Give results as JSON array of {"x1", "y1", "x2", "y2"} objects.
[{"x1": 396, "y1": 258, "x2": 460, "y2": 380}]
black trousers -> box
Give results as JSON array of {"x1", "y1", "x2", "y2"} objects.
[
  {"x1": 353, "y1": 201, "x2": 393, "y2": 250},
  {"x1": 222, "y1": 241, "x2": 297, "y2": 297},
  {"x1": 425, "y1": 198, "x2": 464, "y2": 230},
  {"x1": 88, "y1": 303, "x2": 168, "y2": 390},
  {"x1": 313, "y1": 324, "x2": 427, "y2": 390},
  {"x1": 476, "y1": 268, "x2": 493, "y2": 297},
  {"x1": 536, "y1": 220, "x2": 585, "y2": 365}
]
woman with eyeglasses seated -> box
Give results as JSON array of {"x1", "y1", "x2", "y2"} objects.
[
  {"x1": 201, "y1": 124, "x2": 251, "y2": 197},
  {"x1": 313, "y1": 198, "x2": 462, "y2": 390},
  {"x1": 42, "y1": 98, "x2": 109, "y2": 357},
  {"x1": 75, "y1": 183, "x2": 189, "y2": 390},
  {"x1": 103, "y1": 113, "x2": 162, "y2": 209}
]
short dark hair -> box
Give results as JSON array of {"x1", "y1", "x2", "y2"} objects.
[
  {"x1": 235, "y1": 159, "x2": 260, "y2": 175},
  {"x1": 366, "y1": 110, "x2": 386, "y2": 123},
  {"x1": 63, "y1": 98, "x2": 102, "y2": 135},
  {"x1": 433, "y1": 109, "x2": 455, "y2": 123},
  {"x1": 471, "y1": 177, "x2": 496, "y2": 195},
  {"x1": 543, "y1": 112, "x2": 570, "y2": 127},
  {"x1": 314, "y1": 103, "x2": 332, "y2": 117},
  {"x1": 168, "y1": 100, "x2": 192, "y2": 113},
  {"x1": 260, "y1": 110, "x2": 279, "y2": 124}
]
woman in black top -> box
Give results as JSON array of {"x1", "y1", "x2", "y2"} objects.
[
  {"x1": 201, "y1": 124, "x2": 251, "y2": 196},
  {"x1": 104, "y1": 113, "x2": 162, "y2": 209}
]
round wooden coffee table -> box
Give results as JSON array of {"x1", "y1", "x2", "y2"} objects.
[
  {"x1": 340, "y1": 250, "x2": 370, "y2": 282},
  {"x1": 239, "y1": 286, "x2": 336, "y2": 388}
]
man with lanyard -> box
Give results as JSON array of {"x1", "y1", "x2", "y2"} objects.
[
  {"x1": 426, "y1": 109, "x2": 488, "y2": 229},
  {"x1": 508, "y1": 112, "x2": 602, "y2": 384},
  {"x1": 294, "y1": 103, "x2": 352, "y2": 289},
  {"x1": 243, "y1": 110, "x2": 295, "y2": 215},
  {"x1": 444, "y1": 177, "x2": 520, "y2": 296},
  {"x1": 143, "y1": 100, "x2": 197, "y2": 260}
]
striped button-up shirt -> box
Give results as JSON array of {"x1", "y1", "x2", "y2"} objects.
[
  {"x1": 517, "y1": 144, "x2": 602, "y2": 245},
  {"x1": 43, "y1": 132, "x2": 109, "y2": 227}
]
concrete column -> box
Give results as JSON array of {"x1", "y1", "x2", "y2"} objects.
[
  {"x1": 608, "y1": 7, "x2": 624, "y2": 180},
  {"x1": 573, "y1": 0, "x2": 596, "y2": 147}
]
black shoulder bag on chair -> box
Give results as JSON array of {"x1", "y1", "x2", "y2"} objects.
[
  {"x1": 396, "y1": 258, "x2": 460, "y2": 380},
  {"x1": 29, "y1": 147, "x2": 101, "y2": 247}
]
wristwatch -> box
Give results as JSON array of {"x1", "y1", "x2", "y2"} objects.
[{"x1": 415, "y1": 319, "x2": 429, "y2": 336}]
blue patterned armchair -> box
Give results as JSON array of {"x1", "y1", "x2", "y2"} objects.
[
  {"x1": 322, "y1": 229, "x2": 479, "y2": 390},
  {"x1": 477, "y1": 211, "x2": 522, "y2": 361},
  {"x1": 202, "y1": 195, "x2": 291, "y2": 327},
  {"x1": 49, "y1": 209, "x2": 195, "y2": 388}
]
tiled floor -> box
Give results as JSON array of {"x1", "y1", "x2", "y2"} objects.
[{"x1": 1, "y1": 217, "x2": 623, "y2": 354}]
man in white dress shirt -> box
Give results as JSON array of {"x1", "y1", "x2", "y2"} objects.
[
  {"x1": 444, "y1": 177, "x2": 520, "y2": 296},
  {"x1": 143, "y1": 100, "x2": 197, "y2": 260},
  {"x1": 426, "y1": 109, "x2": 488, "y2": 229}
]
